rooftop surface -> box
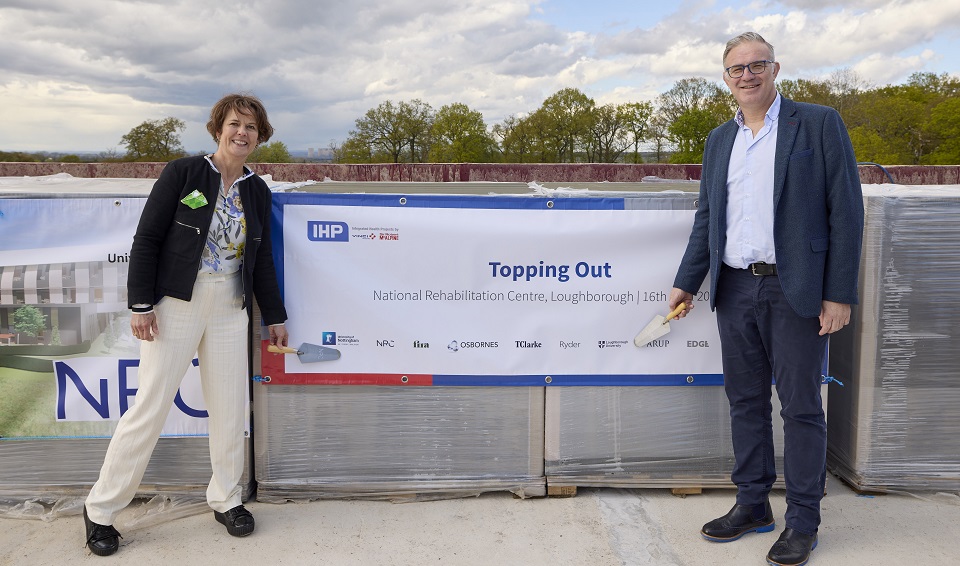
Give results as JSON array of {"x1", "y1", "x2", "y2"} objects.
[{"x1": 2, "y1": 479, "x2": 959, "y2": 565}]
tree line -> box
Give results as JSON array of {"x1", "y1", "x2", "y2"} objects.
[
  {"x1": 333, "y1": 71, "x2": 960, "y2": 165},
  {"x1": 2, "y1": 71, "x2": 957, "y2": 165}
]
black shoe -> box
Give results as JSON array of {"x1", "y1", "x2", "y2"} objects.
[
  {"x1": 701, "y1": 501, "x2": 775, "y2": 542},
  {"x1": 83, "y1": 506, "x2": 121, "y2": 556},
  {"x1": 214, "y1": 505, "x2": 255, "y2": 537},
  {"x1": 766, "y1": 528, "x2": 818, "y2": 566}
]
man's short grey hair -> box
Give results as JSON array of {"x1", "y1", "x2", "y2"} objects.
[{"x1": 723, "y1": 32, "x2": 775, "y2": 63}]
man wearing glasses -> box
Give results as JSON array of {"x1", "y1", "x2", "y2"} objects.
[{"x1": 668, "y1": 32, "x2": 863, "y2": 566}]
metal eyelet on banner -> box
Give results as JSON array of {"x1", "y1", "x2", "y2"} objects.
[
  {"x1": 114, "y1": 200, "x2": 122, "y2": 207},
  {"x1": 546, "y1": 201, "x2": 554, "y2": 209},
  {"x1": 399, "y1": 197, "x2": 407, "y2": 205},
  {"x1": 400, "y1": 375, "x2": 409, "y2": 383},
  {"x1": 686, "y1": 375, "x2": 695, "y2": 384},
  {"x1": 253, "y1": 375, "x2": 271, "y2": 383},
  {"x1": 544, "y1": 376, "x2": 553, "y2": 384}
]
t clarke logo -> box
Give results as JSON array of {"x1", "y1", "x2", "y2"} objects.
[
  {"x1": 515, "y1": 340, "x2": 542, "y2": 349},
  {"x1": 597, "y1": 339, "x2": 629, "y2": 349},
  {"x1": 307, "y1": 221, "x2": 349, "y2": 242}
]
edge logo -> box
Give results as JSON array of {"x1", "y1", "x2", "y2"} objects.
[{"x1": 307, "y1": 221, "x2": 349, "y2": 242}]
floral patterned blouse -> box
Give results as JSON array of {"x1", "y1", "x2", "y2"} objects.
[{"x1": 199, "y1": 156, "x2": 252, "y2": 274}]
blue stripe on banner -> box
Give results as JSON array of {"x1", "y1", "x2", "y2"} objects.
[
  {"x1": 431, "y1": 373, "x2": 725, "y2": 387},
  {"x1": 273, "y1": 192, "x2": 627, "y2": 211}
]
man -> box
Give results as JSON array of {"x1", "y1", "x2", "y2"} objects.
[{"x1": 668, "y1": 32, "x2": 863, "y2": 566}]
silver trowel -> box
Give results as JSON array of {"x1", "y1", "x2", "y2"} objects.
[
  {"x1": 633, "y1": 303, "x2": 686, "y2": 347},
  {"x1": 267, "y1": 343, "x2": 341, "y2": 362}
]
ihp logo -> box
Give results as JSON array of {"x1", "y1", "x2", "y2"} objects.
[{"x1": 308, "y1": 221, "x2": 349, "y2": 242}]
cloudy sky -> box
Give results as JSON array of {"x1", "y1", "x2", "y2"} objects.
[{"x1": 2, "y1": 0, "x2": 959, "y2": 154}]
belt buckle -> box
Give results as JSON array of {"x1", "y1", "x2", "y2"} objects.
[{"x1": 751, "y1": 262, "x2": 765, "y2": 276}]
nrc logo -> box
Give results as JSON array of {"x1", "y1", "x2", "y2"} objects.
[{"x1": 307, "y1": 221, "x2": 349, "y2": 242}]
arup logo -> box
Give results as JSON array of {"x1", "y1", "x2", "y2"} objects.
[
  {"x1": 307, "y1": 221, "x2": 349, "y2": 242},
  {"x1": 322, "y1": 332, "x2": 337, "y2": 345}
]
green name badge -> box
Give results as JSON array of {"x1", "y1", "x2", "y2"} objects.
[{"x1": 181, "y1": 189, "x2": 208, "y2": 209}]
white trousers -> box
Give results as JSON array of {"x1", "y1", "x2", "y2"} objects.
[{"x1": 85, "y1": 271, "x2": 248, "y2": 525}]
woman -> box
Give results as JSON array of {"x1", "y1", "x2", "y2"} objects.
[{"x1": 83, "y1": 93, "x2": 289, "y2": 556}]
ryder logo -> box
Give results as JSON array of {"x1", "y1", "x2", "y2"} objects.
[{"x1": 307, "y1": 221, "x2": 349, "y2": 242}]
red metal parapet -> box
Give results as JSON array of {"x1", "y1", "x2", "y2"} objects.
[{"x1": 0, "y1": 162, "x2": 957, "y2": 185}]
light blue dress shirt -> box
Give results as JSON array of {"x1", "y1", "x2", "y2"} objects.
[{"x1": 722, "y1": 93, "x2": 781, "y2": 269}]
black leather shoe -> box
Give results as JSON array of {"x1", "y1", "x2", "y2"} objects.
[
  {"x1": 214, "y1": 505, "x2": 255, "y2": 537},
  {"x1": 766, "y1": 528, "x2": 818, "y2": 566},
  {"x1": 701, "y1": 501, "x2": 775, "y2": 542},
  {"x1": 83, "y1": 506, "x2": 121, "y2": 556}
]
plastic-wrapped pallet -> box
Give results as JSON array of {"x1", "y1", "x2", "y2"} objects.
[
  {"x1": 250, "y1": 187, "x2": 697, "y2": 500},
  {"x1": 253, "y1": 384, "x2": 546, "y2": 501},
  {"x1": 827, "y1": 185, "x2": 960, "y2": 492},
  {"x1": 0, "y1": 186, "x2": 254, "y2": 515},
  {"x1": 0, "y1": 438, "x2": 254, "y2": 502},
  {"x1": 544, "y1": 386, "x2": 834, "y2": 489}
]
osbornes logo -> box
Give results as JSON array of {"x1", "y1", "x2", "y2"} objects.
[{"x1": 307, "y1": 221, "x2": 349, "y2": 242}]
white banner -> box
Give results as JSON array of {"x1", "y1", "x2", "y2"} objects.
[
  {"x1": 273, "y1": 194, "x2": 722, "y2": 386},
  {"x1": 1, "y1": 197, "x2": 246, "y2": 439}
]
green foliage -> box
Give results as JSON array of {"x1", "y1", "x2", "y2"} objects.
[
  {"x1": 0, "y1": 151, "x2": 39, "y2": 162},
  {"x1": 428, "y1": 103, "x2": 496, "y2": 163},
  {"x1": 13, "y1": 306, "x2": 46, "y2": 338},
  {"x1": 587, "y1": 104, "x2": 631, "y2": 163},
  {"x1": 668, "y1": 108, "x2": 725, "y2": 163},
  {"x1": 620, "y1": 102, "x2": 654, "y2": 163},
  {"x1": 925, "y1": 98, "x2": 960, "y2": 164},
  {"x1": 120, "y1": 117, "x2": 187, "y2": 161},
  {"x1": 248, "y1": 140, "x2": 293, "y2": 163},
  {"x1": 11, "y1": 70, "x2": 960, "y2": 165},
  {"x1": 346, "y1": 100, "x2": 416, "y2": 163},
  {"x1": 539, "y1": 88, "x2": 596, "y2": 162}
]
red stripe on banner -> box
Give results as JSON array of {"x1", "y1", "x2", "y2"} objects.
[{"x1": 258, "y1": 342, "x2": 433, "y2": 386}]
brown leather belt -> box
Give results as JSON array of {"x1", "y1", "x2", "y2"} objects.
[{"x1": 749, "y1": 262, "x2": 777, "y2": 276}]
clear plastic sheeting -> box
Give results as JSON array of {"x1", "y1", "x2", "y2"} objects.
[
  {"x1": 828, "y1": 185, "x2": 960, "y2": 492},
  {"x1": 253, "y1": 385, "x2": 546, "y2": 502},
  {"x1": 543, "y1": 386, "x2": 822, "y2": 489},
  {"x1": 0, "y1": 438, "x2": 255, "y2": 509},
  {"x1": 0, "y1": 493, "x2": 209, "y2": 528}
]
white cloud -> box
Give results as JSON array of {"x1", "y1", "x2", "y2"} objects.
[{"x1": 0, "y1": 0, "x2": 958, "y2": 153}]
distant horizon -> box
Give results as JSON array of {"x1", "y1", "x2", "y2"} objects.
[{"x1": 3, "y1": 1, "x2": 958, "y2": 154}]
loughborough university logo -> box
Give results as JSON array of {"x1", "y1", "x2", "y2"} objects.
[{"x1": 307, "y1": 221, "x2": 349, "y2": 242}]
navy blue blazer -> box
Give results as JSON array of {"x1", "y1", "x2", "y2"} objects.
[{"x1": 673, "y1": 97, "x2": 864, "y2": 318}]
